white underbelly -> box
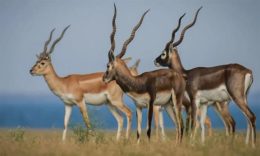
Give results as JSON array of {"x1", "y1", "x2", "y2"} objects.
[
  {"x1": 54, "y1": 92, "x2": 76, "y2": 105},
  {"x1": 196, "y1": 84, "x2": 231, "y2": 105},
  {"x1": 127, "y1": 91, "x2": 171, "y2": 108},
  {"x1": 84, "y1": 93, "x2": 107, "y2": 105}
]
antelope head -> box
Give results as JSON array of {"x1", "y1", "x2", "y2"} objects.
[
  {"x1": 103, "y1": 4, "x2": 149, "y2": 83},
  {"x1": 154, "y1": 7, "x2": 202, "y2": 68},
  {"x1": 30, "y1": 25, "x2": 70, "y2": 76}
]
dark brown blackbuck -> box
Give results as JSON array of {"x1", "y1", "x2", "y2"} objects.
[
  {"x1": 157, "y1": 9, "x2": 235, "y2": 138},
  {"x1": 103, "y1": 5, "x2": 186, "y2": 143},
  {"x1": 128, "y1": 59, "x2": 167, "y2": 143},
  {"x1": 154, "y1": 8, "x2": 255, "y2": 147}
]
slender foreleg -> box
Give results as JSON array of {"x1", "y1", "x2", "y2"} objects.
[
  {"x1": 200, "y1": 105, "x2": 208, "y2": 144},
  {"x1": 191, "y1": 98, "x2": 199, "y2": 141},
  {"x1": 110, "y1": 99, "x2": 132, "y2": 140},
  {"x1": 77, "y1": 100, "x2": 91, "y2": 129},
  {"x1": 158, "y1": 107, "x2": 166, "y2": 140},
  {"x1": 164, "y1": 103, "x2": 178, "y2": 141},
  {"x1": 147, "y1": 92, "x2": 155, "y2": 140},
  {"x1": 172, "y1": 89, "x2": 184, "y2": 143},
  {"x1": 136, "y1": 107, "x2": 142, "y2": 144},
  {"x1": 62, "y1": 104, "x2": 72, "y2": 141},
  {"x1": 107, "y1": 104, "x2": 124, "y2": 141},
  {"x1": 184, "y1": 104, "x2": 192, "y2": 136},
  {"x1": 153, "y1": 106, "x2": 160, "y2": 140}
]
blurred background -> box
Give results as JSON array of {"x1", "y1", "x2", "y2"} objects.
[{"x1": 0, "y1": 0, "x2": 259, "y2": 130}]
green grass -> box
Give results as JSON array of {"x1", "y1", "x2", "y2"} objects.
[{"x1": 0, "y1": 128, "x2": 258, "y2": 156}]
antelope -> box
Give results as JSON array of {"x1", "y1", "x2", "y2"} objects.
[
  {"x1": 29, "y1": 25, "x2": 135, "y2": 141},
  {"x1": 157, "y1": 10, "x2": 233, "y2": 138},
  {"x1": 103, "y1": 6, "x2": 186, "y2": 143},
  {"x1": 131, "y1": 59, "x2": 212, "y2": 138},
  {"x1": 129, "y1": 59, "x2": 166, "y2": 142},
  {"x1": 154, "y1": 8, "x2": 255, "y2": 147}
]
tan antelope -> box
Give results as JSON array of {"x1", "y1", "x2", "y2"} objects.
[
  {"x1": 29, "y1": 25, "x2": 134, "y2": 141},
  {"x1": 154, "y1": 8, "x2": 255, "y2": 147},
  {"x1": 29, "y1": 6, "x2": 166, "y2": 142},
  {"x1": 103, "y1": 6, "x2": 186, "y2": 143}
]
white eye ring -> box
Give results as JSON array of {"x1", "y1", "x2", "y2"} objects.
[
  {"x1": 161, "y1": 52, "x2": 167, "y2": 59},
  {"x1": 107, "y1": 64, "x2": 112, "y2": 70}
]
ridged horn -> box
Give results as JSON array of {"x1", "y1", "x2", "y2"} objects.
[
  {"x1": 165, "y1": 13, "x2": 185, "y2": 51},
  {"x1": 43, "y1": 28, "x2": 55, "y2": 53},
  {"x1": 117, "y1": 9, "x2": 149, "y2": 58},
  {"x1": 171, "y1": 7, "x2": 202, "y2": 48},
  {"x1": 108, "y1": 3, "x2": 117, "y2": 62},
  {"x1": 48, "y1": 25, "x2": 70, "y2": 54}
]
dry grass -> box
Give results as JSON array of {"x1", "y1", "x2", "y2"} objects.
[{"x1": 0, "y1": 128, "x2": 259, "y2": 156}]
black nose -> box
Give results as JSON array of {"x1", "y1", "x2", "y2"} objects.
[{"x1": 30, "y1": 69, "x2": 33, "y2": 74}]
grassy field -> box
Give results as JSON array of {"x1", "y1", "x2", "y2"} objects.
[{"x1": 0, "y1": 127, "x2": 259, "y2": 156}]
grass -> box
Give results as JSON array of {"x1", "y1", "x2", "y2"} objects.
[{"x1": 0, "y1": 128, "x2": 259, "y2": 156}]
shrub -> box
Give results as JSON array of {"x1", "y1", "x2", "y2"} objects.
[{"x1": 9, "y1": 127, "x2": 25, "y2": 141}]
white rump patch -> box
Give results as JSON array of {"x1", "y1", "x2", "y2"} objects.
[{"x1": 244, "y1": 73, "x2": 252, "y2": 95}]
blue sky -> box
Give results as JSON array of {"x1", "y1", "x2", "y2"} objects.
[{"x1": 0, "y1": 0, "x2": 259, "y2": 96}]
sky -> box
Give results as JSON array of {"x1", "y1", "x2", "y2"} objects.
[{"x1": 0, "y1": 0, "x2": 259, "y2": 96}]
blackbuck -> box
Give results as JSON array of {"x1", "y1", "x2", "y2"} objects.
[
  {"x1": 155, "y1": 8, "x2": 230, "y2": 136},
  {"x1": 103, "y1": 6, "x2": 186, "y2": 143},
  {"x1": 29, "y1": 25, "x2": 135, "y2": 141},
  {"x1": 129, "y1": 59, "x2": 166, "y2": 142},
  {"x1": 154, "y1": 8, "x2": 256, "y2": 147},
  {"x1": 130, "y1": 57, "x2": 211, "y2": 141}
]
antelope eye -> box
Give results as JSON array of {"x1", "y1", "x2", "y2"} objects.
[
  {"x1": 161, "y1": 52, "x2": 167, "y2": 59},
  {"x1": 41, "y1": 62, "x2": 45, "y2": 65}
]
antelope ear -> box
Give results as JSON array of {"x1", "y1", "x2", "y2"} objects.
[
  {"x1": 109, "y1": 50, "x2": 115, "y2": 62},
  {"x1": 131, "y1": 59, "x2": 140, "y2": 69},
  {"x1": 122, "y1": 57, "x2": 132, "y2": 64},
  {"x1": 169, "y1": 43, "x2": 174, "y2": 52},
  {"x1": 173, "y1": 47, "x2": 178, "y2": 53}
]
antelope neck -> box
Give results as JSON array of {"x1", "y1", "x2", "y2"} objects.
[
  {"x1": 43, "y1": 64, "x2": 63, "y2": 93},
  {"x1": 171, "y1": 50, "x2": 186, "y2": 74},
  {"x1": 115, "y1": 64, "x2": 146, "y2": 93}
]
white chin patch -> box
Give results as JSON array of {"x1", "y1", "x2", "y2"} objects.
[
  {"x1": 103, "y1": 78, "x2": 110, "y2": 83},
  {"x1": 31, "y1": 73, "x2": 38, "y2": 76},
  {"x1": 154, "y1": 61, "x2": 161, "y2": 67}
]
